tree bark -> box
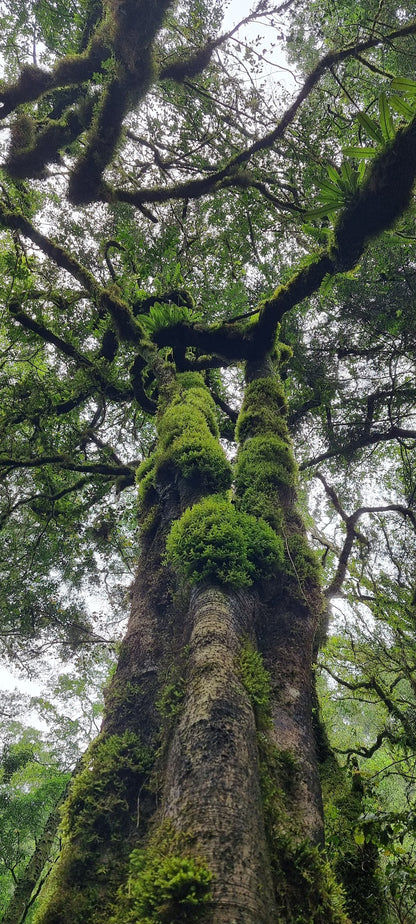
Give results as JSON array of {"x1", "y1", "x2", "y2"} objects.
[{"x1": 160, "y1": 584, "x2": 277, "y2": 923}]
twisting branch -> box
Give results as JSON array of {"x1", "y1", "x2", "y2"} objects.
[
  {"x1": 102, "y1": 20, "x2": 416, "y2": 210},
  {"x1": 300, "y1": 425, "x2": 416, "y2": 469},
  {"x1": 315, "y1": 472, "x2": 416, "y2": 597},
  {"x1": 334, "y1": 728, "x2": 395, "y2": 758}
]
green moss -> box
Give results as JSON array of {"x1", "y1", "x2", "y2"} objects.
[
  {"x1": 137, "y1": 467, "x2": 157, "y2": 511},
  {"x1": 104, "y1": 678, "x2": 145, "y2": 723},
  {"x1": 236, "y1": 435, "x2": 297, "y2": 489},
  {"x1": 285, "y1": 534, "x2": 322, "y2": 589},
  {"x1": 35, "y1": 732, "x2": 154, "y2": 924},
  {"x1": 62, "y1": 731, "x2": 153, "y2": 846},
  {"x1": 235, "y1": 376, "x2": 288, "y2": 444},
  {"x1": 156, "y1": 677, "x2": 186, "y2": 722},
  {"x1": 138, "y1": 379, "x2": 230, "y2": 501},
  {"x1": 166, "y1": 495, "x2": 283, "y2": 589},
  {"x1": 236, "y1": 405, "x2": 290, "y2": 442},
  {"x1": 272, "y1": 837, "x2": 350, "y2": 924},
  {"x1": 277, "y1": 341, "x2": 293, "y2": 366},
  {"x1": 139, "y1": 503, "x2": 160, "y2": 538},
  {"x1": 234, "y1": 373, "x2": 297, "y2": 531},
  {"x1": 157, "y1": 429, "x2": 231, "y2": 491},
  {"x1": 257, "y1": 736, "x2": 349, "y2": 924},
  {"x1": 158, "y1": 389, "x2": 219, "y2": 441},
  {"x1": 234, "y1": 434, "x2": 297, "y2": 530},
  {"x1": 111, "y1": 850, "x2": 212, "y2": 923},
  {"x1": 238, "y1": 488, "x2": 285, "y2": 532},
  {"x1": 176, "y1": 371, "x2": 205, "y2": 389},
  {"x1": 136, "y1": 456, "x2": 155, "y2": 482},
  {"x1": 236, "y1": 640, "x2": 272, "y2": 729},
  {"x1": 109, "y1": 821, "x2": 213, "y2": 924}
]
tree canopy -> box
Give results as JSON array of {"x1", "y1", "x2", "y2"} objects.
[{"x1": 2, "y1": 0, "x2": 416, "y2": 921}]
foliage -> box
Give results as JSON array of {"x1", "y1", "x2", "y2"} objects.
[
  {"x1": 110, "y1": 847, "x2": 213, "y2": 924},
  {"x1": 0, "y1": 726, "x2": 69, "y2": 917},
  {"x1": 236, "y1": 640, "x2": 271, "y2": 728},
  {"x1": 166, "y1": 495, "x2": 284, "y2": 589},
  {"x1": 2, "y1": 0, "x2": 416, "y2": 920}
]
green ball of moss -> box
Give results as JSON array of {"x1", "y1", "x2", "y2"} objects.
[{"x1": 166, "y1": 496, "x2": 283, "y2": 588}]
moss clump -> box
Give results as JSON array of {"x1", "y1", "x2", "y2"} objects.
[
  {"x1": 234, "y1": 433, "x2": 298, "y2": 531},
  {"x1": 272, "y1": 837, "x2": 350, "y2": 924},
  {"x1": 235, "y1": 376, "x2": 288, "y2": 443},
  {"x1": 234, "y1": 372, "x2": 298, "y2": 530},
  {"x1": 110, "y1": 848, "x2": 213, "y2": 924},
  {"x1": 157, "y1": 429, "x2": 231, "y2": 491},
  {"x1": 236, "y1": 640, "x2": 272, "y2": 729},
  {"x1": 236, "y1": 404, "x2": 289, "y2": 443},
  {"x1": 156, "y1": 677, "x2": 186, "y2": 722},
  {"x1": 176, "y1": 371, "x2": 206, "y2": 390},
  {"x1": 166, "y1": 495, "x2": 283, "y2": 589},
  {"x1": 158, "y1": 385, "x2": 219, "y2": 442},
  {"x1": 35, "y1": 732, "x2": 154, "y2": 924},
  {"x1": 137, "y1": 379, "x2": 231, "y2": 501},
  {"x1": 62, "y1": 732, "x2": 153, "y2": 846},
  {"x1": 137, "y1": 457, "x2": 158, "y2": 514}
]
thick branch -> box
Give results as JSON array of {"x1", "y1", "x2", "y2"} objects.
[
  {"x1": 0, "y1": 453, "x2": 136, "y2": 482},
  {"x1": 103, "y1": 21, "x2": 416, "y2": 210},
  {"x1": 0, "y1": 204, "x2": 144, "y2": 346}
]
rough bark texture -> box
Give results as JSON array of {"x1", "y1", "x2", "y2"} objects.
[
  {"x1": 161, "y1": 584, "x2": 277, "y2": 923},
  {"x1": 258, "y1": 589, "x2": 324, "y2": 844}
]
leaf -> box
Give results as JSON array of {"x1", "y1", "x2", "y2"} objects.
[
  {"x1": 305, "y1": 203, "x2": 342, "y2": 218},
  {"x1": 326, "y1": 164, "x2": 341, "y2": 185},
  {"x1": 342, "y1": 146, "x2": 377, "y2": 159},
  {"x1": 357, "y1": 111, "x2": 384, "y2": 145},
  {"x1": 339, "y1": 160, "x2": 358, "y2": 193},
  {"x1": 388, "y1": 94, "x2": 416, "y2": 120},
  {"x1": 379, "y1": 92, "x2": 395, "y2": 140},
  {"x1": 390, "y1": 76, "x2": 416, "y2": 96}
]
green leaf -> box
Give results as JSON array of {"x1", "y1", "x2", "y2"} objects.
[
  {"x1": 343, "y1": 145, "x2": 377, "y2": 159},
  {"x1": 305, "y1": 203, "x2": 342, "y2": 218},
  {"x1": 390, "y1": 76, "x2": 416, "y2": 96},
  {"x1": 326, "y1": 164, "x2": 341, "y2": 185},
  {"x1": 379, "y1": 92, "x2": 395, "y2": 141},
  {"x1": 320, "y1": 178, "x2": 343, "y2": 197},
  {"x1": 388, "y1": 94, "x2": 416, "y2": 120},
  {"x1": 357, "y1": 111, "x2": 384, "y2": 144},
  {"x1": 339, "y1": 161, "x2": 358, "y2": 192}
]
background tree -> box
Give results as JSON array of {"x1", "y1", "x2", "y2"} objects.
[{"x1": 1, "y1": 0, "x2": 416, "y2": 922}]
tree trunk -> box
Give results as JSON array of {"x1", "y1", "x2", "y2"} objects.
[
  {"x1": 160, "y1": 584, "x2": 277, "y2": 923},
  {"x1": 30, "y1": 368, "x2": 350, "y2": 924}
]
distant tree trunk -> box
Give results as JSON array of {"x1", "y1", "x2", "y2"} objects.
[{"x1": 2, "y1": 784, "x2": 68, "y2": 924}]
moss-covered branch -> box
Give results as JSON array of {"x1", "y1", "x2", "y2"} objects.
[
  {"x1": 0, "y1": 453, "x2": 136, "y2": 482},
  {"x1": 0, "y1": 202, "x2": 146, "y2": 348},
  {"x1": 101, "y1": 21, "x2": 416, "y2": 211}
]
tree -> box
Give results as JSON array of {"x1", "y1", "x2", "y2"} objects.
[{"x1": 2, "y1": 0, "x2": 416, "y2": 921}]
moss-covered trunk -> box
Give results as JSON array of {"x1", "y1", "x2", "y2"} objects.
[
  {"x1": 32, "y1": 366, "x2": 349, "y2": 924},
  {"x1": 160, "y1": 583, "x2": 277, "y2": 923}
]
